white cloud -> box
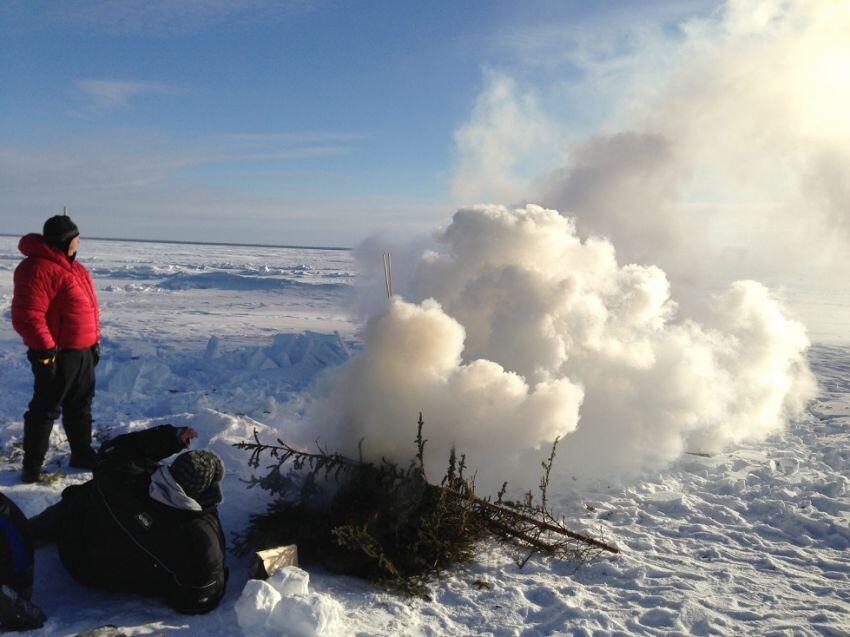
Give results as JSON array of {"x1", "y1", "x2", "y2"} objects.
[
  {"x1": 213, "y1": 133, "x2": 367, "y2": 146},
  {"x1": 0, "y1": 133, "x2": 443, "y2": 247},
  {"x1": 0, "y1": 130, "x2": 365, "y2": 191},
  {"x1": 76, "y1": 79, "x2": 175, "y2": 111},
  {"x1": 490, "y1": 0, "x2": 714, "y2": 72},
  {"x1": 2, "y1": 0, "x2": 321, "y2": 36}
]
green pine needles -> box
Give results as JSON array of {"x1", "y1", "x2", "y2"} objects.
[{"x1": 234, "y1": 414, "x2": 618, "y2": 597}]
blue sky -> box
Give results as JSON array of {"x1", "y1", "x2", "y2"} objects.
[{"x1": 0, "y1": 0, "x2": 714, "y2": 246}]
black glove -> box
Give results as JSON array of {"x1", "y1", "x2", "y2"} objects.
[
  {"x1": 26, "y1": 348, "x2": 58, "y2": 377},
  {"x1": 91, "y1": 342, "x2": 100, "y2": 366}
]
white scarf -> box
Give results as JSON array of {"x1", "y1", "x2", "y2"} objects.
[{"x1": 148, "y1": 465, "x2": 202, "y2": 512}]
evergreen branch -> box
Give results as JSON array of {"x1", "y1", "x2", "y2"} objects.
[
  {"x1": 235, "y1": 428, "x2": 618, "y2": 555},
  {"x1": 539, "y1": 436, "x2": 559, "y2": 511},
  {"x1": 234, "y1": 415, "x2": 618, "y2": 597},
  {"x1": 415, "y1": 412, "x2": 427, "y2": 481}
]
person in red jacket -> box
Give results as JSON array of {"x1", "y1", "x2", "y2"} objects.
[{"x1": 11, "y1": 213, "x2": 100, "y2": 483}]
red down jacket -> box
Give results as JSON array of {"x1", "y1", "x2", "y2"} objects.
[{"x1": 11, "y1": 234, "x2": 100, "y2": 351}]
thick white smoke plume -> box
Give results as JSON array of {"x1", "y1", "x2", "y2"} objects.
[
  {"x1": 453, "y1": 0, "x2": 850, "y2": 294},
  {"x1": 309, "y1": 205, "x2": 816, "y2": 490},
  {"x1": 305, "y1": 0, "x2": 829, "y2": 490}
]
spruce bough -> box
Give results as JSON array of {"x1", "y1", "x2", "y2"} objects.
[{"x1": 234, "y1": 414, "x2": 618, "y2": 597}]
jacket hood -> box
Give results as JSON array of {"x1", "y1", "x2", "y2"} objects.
[
  {"x1": 149, "y1": 465, "x2": 205, "y2": 512},
  {"x1": 18, "y1": 233, "x2": 71, "y2": 269}
]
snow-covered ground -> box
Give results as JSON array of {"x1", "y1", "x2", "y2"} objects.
[{"x1": 0, "y1": 236, "x2": 847, "y2": 636}]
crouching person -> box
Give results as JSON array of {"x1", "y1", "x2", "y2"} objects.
[{"x1": 29, "y1": 425, "x2": 228, "y2": 614}]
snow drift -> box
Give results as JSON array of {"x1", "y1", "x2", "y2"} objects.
[
  {"x1": 158, "y1": 271, "x2": 348, "y2": 293},
  {"x1": 308, "y1": 204, "x2": 816, "y2": 489}
]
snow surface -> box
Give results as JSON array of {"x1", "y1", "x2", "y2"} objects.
[{"x1": 0, "y1": 236, "x2": 848, "y2": 636}]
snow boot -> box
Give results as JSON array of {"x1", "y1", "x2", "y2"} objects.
[
  {"x1": 20, "y1": 466, "x2": 43, "y2": 484},
  {"x1": 0, "y1": 585, "x2": 46, "y2": 631},
  {"x1": 21, "y1": 467, "x2": 61, "y2": 485},
  {"x1": 69, "y1": 446, "x2": 98, "y2": 470}
]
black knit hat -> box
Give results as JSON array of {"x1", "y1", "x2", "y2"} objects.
[
  {"x1": 169, "y1": 450, "x2": 224, "y2": 508},
  {"x1": 43, "y1": 215, "x2": 79, "y2": 248}
]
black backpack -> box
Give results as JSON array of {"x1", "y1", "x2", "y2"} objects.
[
  {"x1": 0, "y1": 491, "x2": 45, "y2": 630},
  {"x1": 0, "y1": 492, "x2": 33, "y2": 598}
]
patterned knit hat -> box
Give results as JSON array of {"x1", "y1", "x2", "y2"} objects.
[{"x1": 169, "y1": 450, "x2": 224, "y2": 508}]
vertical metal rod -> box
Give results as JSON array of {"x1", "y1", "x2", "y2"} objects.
[
  {"x1": 383, "y1": 253, "x2": 393, "y2": 299},
  {"x1": 387, "y1": 253, "x2": 393, "y2": 298},
  {"x1": 383, "y1": 254, "x2": 390, "y2": 298}
]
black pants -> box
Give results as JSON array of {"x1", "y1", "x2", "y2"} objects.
[{"x1": 23, "y1": 348, "x2": 95, "y2": 471}]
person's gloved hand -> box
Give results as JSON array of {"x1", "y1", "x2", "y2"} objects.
[
  {"x1": 91, "y1": 342, "x2": 100, "y2": 366},
  {"x1": 176, "y1": 427, "x2": 199, "y2": 448},
  {"x1": 26, "y1": 348, "x2": 58, "y2": 378}
]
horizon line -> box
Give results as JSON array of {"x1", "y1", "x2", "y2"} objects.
[{"x1": 0, "y1": 233, "x2": 352, "y2": 252}]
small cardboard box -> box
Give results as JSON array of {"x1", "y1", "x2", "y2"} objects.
[{"x1": 249, "y1": 544, "x2": 299, "y2": 579}]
